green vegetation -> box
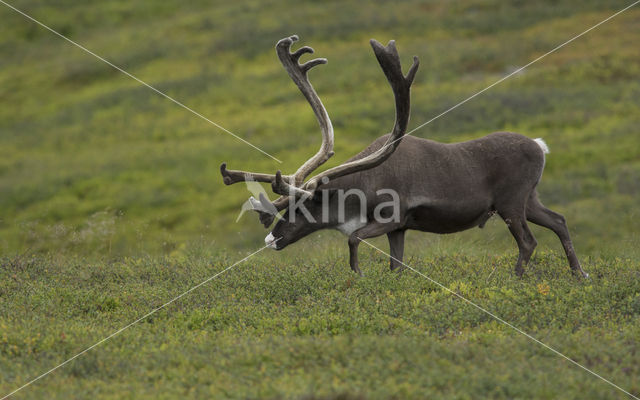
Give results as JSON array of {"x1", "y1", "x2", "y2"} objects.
[
  {"x1": 0, "y1": 0, "x2": 638, "y2": 398},
  {"x1": 1, "y1": 250, "x2": 639, "y2": 399}
]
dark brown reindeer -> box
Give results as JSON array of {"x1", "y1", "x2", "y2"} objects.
[{"x1": 220, "y1": 35, "x2": 588, "y2": 278}]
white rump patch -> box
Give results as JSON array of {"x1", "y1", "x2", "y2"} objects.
[
  {"x1": 534, "y1": 138, "x2": 550, "y2": 154},
  {"x1": 336, "y1": 218, "x2": 367, "y2": 236}
]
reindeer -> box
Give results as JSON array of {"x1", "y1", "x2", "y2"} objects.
[{"x1": 220, "y1": 35, "x2": 588, "y2": 278}]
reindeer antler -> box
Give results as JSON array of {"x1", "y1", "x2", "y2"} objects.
[
  {"x1": 220, "y1": 35, "x2": 333, "y2": 187},
  {"x1": 220, "y1": 36, "x2": 419, "y2": 227},
  {"x1": 220, "y1": 35, "x2": 334, "y2": 226},
  {"x1": 277, "y1": 35, "x2": 335, "y2": 185},
  {"x1": 272, "y1": 39, "x2": 419, "y2": 196}
]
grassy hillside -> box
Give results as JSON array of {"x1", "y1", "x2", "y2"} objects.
[
  {"x1": 1, "y1": 0, "x2": 639, "y2": 398},
  {"x1": 1, "y1": 0, "x2": 639, "y2": 257}
]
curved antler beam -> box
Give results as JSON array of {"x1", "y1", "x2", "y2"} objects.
[
  {"x1": 276, "y1": 35, "x2": 335, "y2": 185},
  {"x1": 301, "y1": 39, "x2": 419, "y2": 192}
]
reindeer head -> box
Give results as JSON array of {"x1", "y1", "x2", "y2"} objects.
[{"x1": 265, "y1": 190, "x2": 330, "y2": 250}]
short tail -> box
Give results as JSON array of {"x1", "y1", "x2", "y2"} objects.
[{"x1": 534, "y1": 138, "x2": 550, "y2": 154}]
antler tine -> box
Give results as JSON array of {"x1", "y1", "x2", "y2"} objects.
[
  {"x1": 278, "y1": 36, "x2": 328, "y2": 71},
  {"x1": 276, "y1": 35, "x2": 335, "y2": 185},
  {"x1": 272, "y1": 170, "x2": 313, "y2": 197},
  {"x1": 301, "y1": 58, "x2": 328, "y2": 74},
  {"x1": 371, "y1": 39, "x2": 419, "y2": 142},
  {"x1": 291, "y1": 46, "x2": 314, "y2": 62},
  {"x1": 220, "y1": 163, "x2": 277, "y2": 185},
  {"x1": 299, "y1": 39, "x2": 419, "y2": 192}
]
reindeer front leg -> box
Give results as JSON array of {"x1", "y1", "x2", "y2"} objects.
[
  {"x1": 348, "y1": 236, "x2": 363, "y2": 276},
  {"x1": 348, "y1": 222, "x2": 403, "y2": 276},
  {"x1": 387, "y1": 230, "x2": 405, "y2": 271}
]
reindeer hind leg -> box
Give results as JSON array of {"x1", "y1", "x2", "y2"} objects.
[
  {"x1": 497, "y1": 198, "x2": 537, "y2": 277},
  {"x1": 526, "y1": 192, "x2": 588, "y2": 277}
]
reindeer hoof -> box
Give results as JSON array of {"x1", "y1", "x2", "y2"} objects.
[{"x1": 576, "y1": 270, "x2": 590, "y2": 279}]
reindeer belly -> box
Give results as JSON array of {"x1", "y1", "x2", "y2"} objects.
[{"x1": 404, "y1": 198, "x2": 493, "y2": 234}]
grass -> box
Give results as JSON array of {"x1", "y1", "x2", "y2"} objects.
[
  {"x1": 0, "y1": 0, "x2": 639, "y2": 398},
  {"x1": 1, "y1": 248, "x2": 639, "y2": 399}
]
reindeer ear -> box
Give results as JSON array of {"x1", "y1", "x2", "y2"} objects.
[{"x1": 257, "y1": 211, "x2": 275, "y2": 228}]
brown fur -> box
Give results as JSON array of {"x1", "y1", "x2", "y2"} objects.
[{"x1": 270, "y1": 132, "x2": 588, "y2": 278}]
